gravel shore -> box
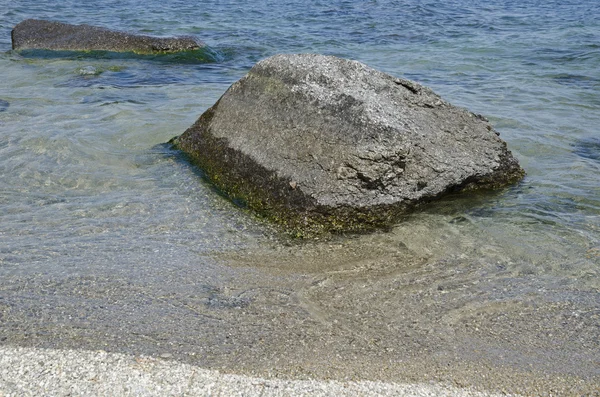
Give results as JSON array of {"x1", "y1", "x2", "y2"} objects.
[{"x1": 0, "y1": 346, "x2": 514, "y2": 397}]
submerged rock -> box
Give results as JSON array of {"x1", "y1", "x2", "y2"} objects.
[
  {"x1": 11, "y1": 19, "x2": 202, "y2": 53},
  {"x1": 172, "y1": 54, "x2": 524, "y2": 236}
]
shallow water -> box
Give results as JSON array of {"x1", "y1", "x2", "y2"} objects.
[{"x1": 1, "y1": 1, "x2": 599, "y2": 394}]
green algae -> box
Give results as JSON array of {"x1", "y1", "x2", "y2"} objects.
[
  {"x1": 169, "y1": 56, "x2": 526, "y2": 238},
  {"x1": 171, "y1": 112, "x2": 525, "y2": 239}
]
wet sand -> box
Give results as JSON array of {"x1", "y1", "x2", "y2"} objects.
[{"x1": 1, "y1": 228, "x2": 599, "y2": 396}]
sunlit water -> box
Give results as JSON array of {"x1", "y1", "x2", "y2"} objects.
[{"x1": 1, "y1": 1, "x2": 599, "y2": 394}]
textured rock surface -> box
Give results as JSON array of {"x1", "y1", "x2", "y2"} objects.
[
  {"x1": 11, "y1": 19, "x2": 202, "y2": 53},
  {"x1": 172, "y1": 54, "x2": 524, "y2": 235}
]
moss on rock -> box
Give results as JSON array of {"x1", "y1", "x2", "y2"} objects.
[{"x1": 171, "y1": 54, "x2": 525, "y2": 237}]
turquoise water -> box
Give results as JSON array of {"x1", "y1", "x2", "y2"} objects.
[{"x1": 1, "y1": 1, "x2": 599, "y2": 393}]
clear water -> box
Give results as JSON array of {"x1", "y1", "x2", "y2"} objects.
[{"x1": 1, "y1": 1, "x2": 599, "y2": 394}]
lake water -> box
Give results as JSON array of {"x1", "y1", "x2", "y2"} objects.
[{"x1": 1, "y1": 1, "x2": 599, "y2": 395}]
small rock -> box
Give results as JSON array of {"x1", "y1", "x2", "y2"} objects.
[{"x1": 77, "y1": 66, "x2": 101, "y2": 76}]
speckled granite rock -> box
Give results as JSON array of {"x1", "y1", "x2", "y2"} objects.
[
  {"x1": 172, "y1": 54, "x2": 524, "y2": 235},
  {"x1": 11, "y1": 19, "x2": 202, "y2": 53}
]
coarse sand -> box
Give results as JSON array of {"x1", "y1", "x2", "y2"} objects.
[{"x1": 0, "y1": 345, "x2": 517, "y2": 397}]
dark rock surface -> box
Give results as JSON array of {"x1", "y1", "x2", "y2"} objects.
[
  {"x1": 11, "y1": 19, "x2": 202, "y2": 53},
  {"x1": 172, "y1": 54, "x2": 524, "y2": 235}
]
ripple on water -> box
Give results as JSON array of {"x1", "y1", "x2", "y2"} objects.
[
  {"x1": 573, "y1": 137, "x2": 600, "y2": 162},
  {"x1": 59, "y1": 65, "x2": 186, "y2": 88},
  {"x1": 552, "y1": 73, "x2": 599, "y2": 90},
  {"x1": 14, "y1": 47, "x2": 223, "y2": 64}
]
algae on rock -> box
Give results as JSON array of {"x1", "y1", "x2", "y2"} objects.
[
  {"x1": 172, "y1": 54, "x2": 525, "y2": 236},
  {"x1": 12, "y1": 19, "x2": 203, "y2": 54}
]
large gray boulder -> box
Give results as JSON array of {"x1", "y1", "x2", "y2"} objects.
[
  {"x1": 12, "y1": 19, "x2": 202, "y2": 53},
  {"x1": 172, "y1": 54, "x2": 524, "y2": 236}
]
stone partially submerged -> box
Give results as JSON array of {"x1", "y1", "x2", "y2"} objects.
[
  {"x1": 11, "y1": 19, "x2": 202, "y2": 54},
  {"x1": 172, "y1": 54, "x2": 524, "y2": 235}
]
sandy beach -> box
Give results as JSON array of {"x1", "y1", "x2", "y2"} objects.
[{"x1": 0, "y1": 345, "x2": 517, "y2": 397}]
